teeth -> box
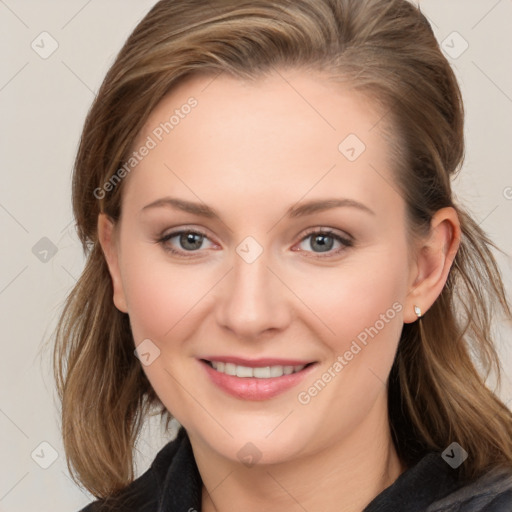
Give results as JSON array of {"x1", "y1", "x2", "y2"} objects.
[
  {"x1": 236, "y1": 365, "x2": 253, "y2": 378},
  {"x1": 284, "y1": 366, "x2": 294, "y2": 375},
  {"x1": 210, "y1": 362, "x2": 306, "y2": 378},
  {"x1": 253, "y1": 366, "x2": 271, "y2": 378},
  {"x1": 224, "y1": 363, "x2": 236, "y2": 376},
  {"x1": 269, "y1": 366, "x2": 283, "y2": 377}
]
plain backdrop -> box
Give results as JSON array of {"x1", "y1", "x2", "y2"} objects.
[{"x1": 0, "y1": 1, "x2": 511, "y2": 510}]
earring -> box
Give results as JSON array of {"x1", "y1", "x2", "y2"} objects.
[{"x1": 414, "y1": 305, "x2": 422, "y2": 318}]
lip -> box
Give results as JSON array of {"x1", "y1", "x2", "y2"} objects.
[{"x1": 199, "y1": 358, "x2": 317, "y2": 401}]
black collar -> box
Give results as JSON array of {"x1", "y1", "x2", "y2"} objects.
[
  {"x1": 153, "y1": 427, "x2": 464, "y2": 512},
  {"x1": 85, "y1": 427, "x2": 511, "y2": 512}
]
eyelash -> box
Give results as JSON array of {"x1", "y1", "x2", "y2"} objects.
[{"x1": 157, "y1": 227, "x2": 354, "y2": 259}]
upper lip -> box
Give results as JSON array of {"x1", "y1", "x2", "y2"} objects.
[{"x1": 200, "y1": 356, "x2": 315, "y2": 367}]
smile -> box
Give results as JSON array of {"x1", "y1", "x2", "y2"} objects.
[
  {"x1": 208, "y1": 361, "x2": 307, "y2": 378},
  {"x1": 199, "y1": 358, "x2": 317, "y2": 400}
]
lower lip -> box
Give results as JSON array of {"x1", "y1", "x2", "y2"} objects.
[{"x1": 200, "y1": 360, "x2": 316, "y2": 401}]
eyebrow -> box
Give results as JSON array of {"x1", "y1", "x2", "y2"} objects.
[{"x1": 141, "y1": 196, "x2": 375, "y2": 218}]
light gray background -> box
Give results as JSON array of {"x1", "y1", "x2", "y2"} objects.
[{"x1": 0, "y1": 1, "x2": 511, "y2": 510}]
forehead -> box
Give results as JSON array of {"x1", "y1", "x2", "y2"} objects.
[
  {"x1": 123, "y1": 69, "x2": 398, "y2": 216},
  {"x1": 137, "y1": 69, "x2": 387, "y2": 150}
]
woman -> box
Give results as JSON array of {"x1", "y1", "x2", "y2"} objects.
[{"x1": 53, "y1": 0, "x2": 512, "y2": 510}]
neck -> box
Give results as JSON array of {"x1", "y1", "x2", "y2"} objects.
[{"x1": 193, "y1": 395, "x2": 405, "y2": 512}]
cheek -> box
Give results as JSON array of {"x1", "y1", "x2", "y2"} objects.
[
  {"x1": 118, "y1": 246, "x2": 218, "y2": 418},
  {"x1": 292, "y1": 248, "x2": 408, "y2": 430},
  {"x1": 293, "y1": 246, "x2": 408, "y2": 352},
  {"x1": 119, "y1": 244, "x2": 214, "y2": 345}
]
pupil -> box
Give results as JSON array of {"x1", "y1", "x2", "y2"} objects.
[
  {"x1": 312, "y1": 234, "x2": 333, "y2": 252},
  {"x1": 181, "y1": 232, "x2": 203, "y2": 250}
]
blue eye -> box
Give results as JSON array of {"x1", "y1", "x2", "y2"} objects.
[
  {"x1": 159, "y1": 229, "x2": 215, "y2": 256},
  {"x1": 296, "y1": 229, "x2": 353, "y2": 257},
  {"x1": 158, "y1": 227, "x2": 353, "y2": 259}
]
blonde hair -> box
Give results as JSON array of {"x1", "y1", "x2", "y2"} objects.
[{"x1": 53, "y1": 0, "x2": 512, "y2": 498}]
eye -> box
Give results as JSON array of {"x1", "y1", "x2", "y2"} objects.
[
  {"x1": 294, "y1": 228, "x2": 353, "y2": 257},
  {"x1": 158, "y1": 228, "x2": 216, "y2": 257},
  {"x1": 157, "y1": 227, "x2": 353, "y2": 259}
]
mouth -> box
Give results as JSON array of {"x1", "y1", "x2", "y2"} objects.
[
  {"x1": 199, "y1": 357, "x2": 317, "y2": 400},
  {"x1": 203, "y1": 360, "x2": 313, "y2": 378}
]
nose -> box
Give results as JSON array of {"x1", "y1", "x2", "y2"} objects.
[{"x1": 215, "y1": 251, "x2": 292, "y2": 340}]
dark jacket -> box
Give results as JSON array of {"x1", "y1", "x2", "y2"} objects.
[{"x1": 80, "y1": 427, "x2": 512, "y2": 512}]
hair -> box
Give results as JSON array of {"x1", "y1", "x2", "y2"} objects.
[{"x1": 53, "y1": 0, "x2": 512, "y2": 500}]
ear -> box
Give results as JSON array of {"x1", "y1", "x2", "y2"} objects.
[
  {"x1": 403, "y1": 207, "x2": 461, "y2": 323},
  {"x1": 97, "y1": 213, "x2": 128, "y2": 313}
]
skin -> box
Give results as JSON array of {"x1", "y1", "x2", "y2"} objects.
[{"x1": 98, "y1": 69, "x2": 460, "y2": 512}]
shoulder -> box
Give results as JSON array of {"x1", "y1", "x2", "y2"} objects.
[
  {"x1": 364, "y1": 452, "x2": 512, "y2": 512},
  {"x1": 77, "y1": 427, "x2": 192, "y2": 512},
  {"x1": 426, "y1": 464, "x2": 512, "y2": 512}
]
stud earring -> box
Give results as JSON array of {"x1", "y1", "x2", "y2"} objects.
[{"x1": 414, "y1": 305, "x2": 422, "y2": 318}]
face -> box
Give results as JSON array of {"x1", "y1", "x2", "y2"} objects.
[{"x1": 101, "y1": 69, "x2": 419, "y2": 465}]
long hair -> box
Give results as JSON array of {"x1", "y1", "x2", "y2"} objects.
[{"x1": 53, "y1": 0, "x2": 512, "y2": 498}]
